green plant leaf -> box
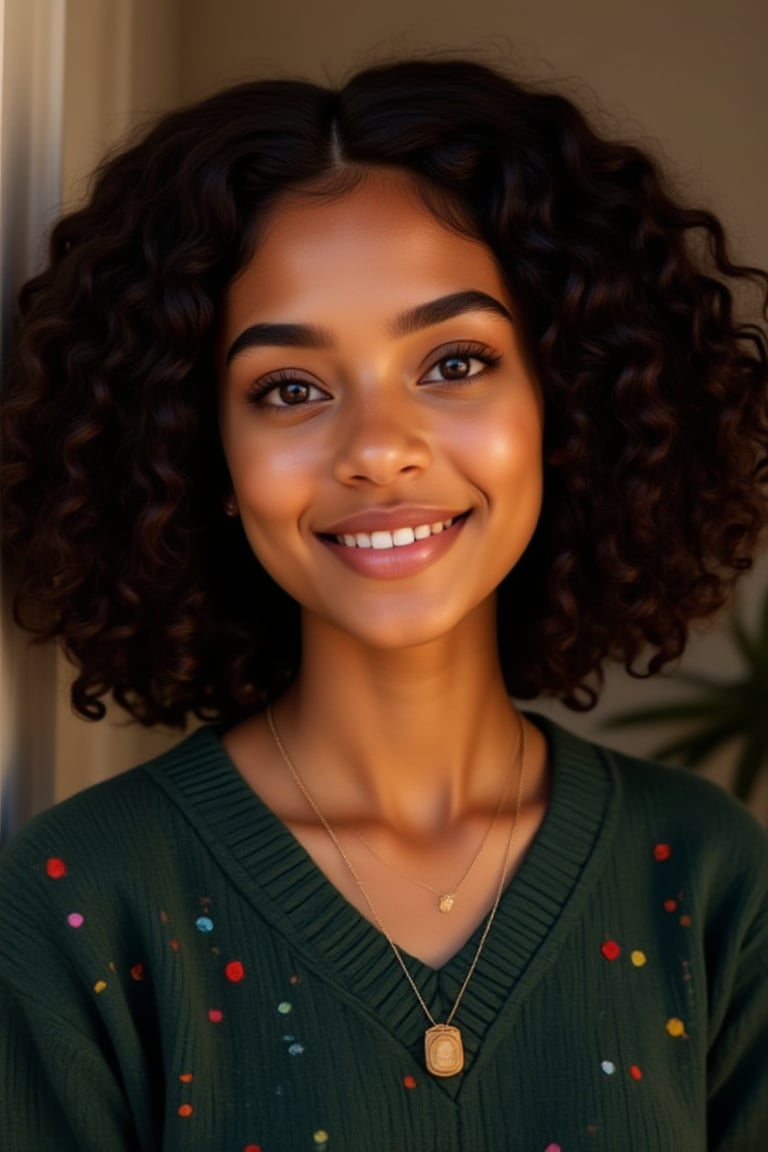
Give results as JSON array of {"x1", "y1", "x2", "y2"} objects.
[
  {"x1": 604, "y1": 699, "x2": 737, "y2": 728},
  {"x1": 650, "y1": 718, "x2": 744, "y2": 766},
  {"x1": 604, "y1": 583, "x2": 768, "y2": 801},
  {"x1": 732, "y1": 736, "x2": 767, "y2": 802}
]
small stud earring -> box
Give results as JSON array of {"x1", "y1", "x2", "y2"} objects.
[{"x1": 224, "y1": 496, "x2": 239, "y2": 517}]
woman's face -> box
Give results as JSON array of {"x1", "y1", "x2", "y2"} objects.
[{"x1": 218, "y1": 169, "x2": 543, "y2": 652}]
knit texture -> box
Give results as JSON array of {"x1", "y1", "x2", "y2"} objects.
[{"x1": 1, "y1": 717, "x2": 766, "y2": 1151}]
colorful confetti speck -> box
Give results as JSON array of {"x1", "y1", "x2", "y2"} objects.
[
  {"x1": 225, "y1": 960, "x2": 245, "y2": 983},
  {"x1": 653, "y1": 843, "x2": 671, "y2": 861},
  {"x1": 45, "y1": 857, "x2": 67, "y2": 879},
  {"x1": 93, "y1": 980, "x2": 107, "y2": 994},
  {"x1": 278, "y1": 1001, "x2": 292, "y2": 1014},
  {"x1": 208, "y1": 1009, "x2": 223, "y2": 1023},
  {"x1": 67, "y1": 912, "x2": 84, "y2": 929},
  {"x1": 313, "y1": 1132, "x2": 329, "y2": 1147},
  {"x1": 600, "y1": 940, "x2": 621, "y2": 961},
  {"x1": 129, "y1": 963, "x2": 145, "y2": 981},
  {"x1": 629, "y1": 1065, "x2": 643, "y2": 1080},
  {"x1": 403, "y1": 1075, "x2": 417, "y2": 1089},
  {"x1": 600, "y1": 1060, "x2": 616, "y2": 1075},
  {"x1": 544, "y1": 1145, "x2": 562, "y2": 1151},
  {"x1": 630, "y1": 950, "x2": 647, "y2": 967},
  {"x1": 179, "y1": 1073, "x2": 194, "y2": 1083},
  {"x1": 244, "y1": 1146, "x2": 263, "y2": 1152},
  {"x1": 196, "y1": 916, "x2": 214, "y2": 933},
  {"x1": 664, "y1": 899, "x2": 677, "y2": 912},
  {"x1": 288, "y1": 1042, "x2": 305, "y2": 1056},
  {"x1": 177, "y1": 1104, "x2": 194, "y2": 1118},
  {"x1": 680, "y1": 914, "x2": 692, "y2": 927},
  {"x1": 666, "y1": 1017, "x2": 686, "y2": 1037},
  {"x1": 170, "y1": 939, "x2": 180, "y2": 952},
  {"x1": 289, "y1": 974, "x2": 300, "y2": 985}
]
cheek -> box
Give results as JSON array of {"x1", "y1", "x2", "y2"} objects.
[{"x1": 460, "y1": 402, "x2": 543, "y2": 489}]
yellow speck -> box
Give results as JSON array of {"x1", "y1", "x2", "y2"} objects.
[
  {"x1": 93, "y1": 980, "x2": 107, "y2": 994},
  {"x1": 666, "y1": 1016, "x2": 686, "y2": 1037},
  {"x1": 630, "y1": 950, "x2": 647, "y2": 967},
  {"x1": 313, "y1": 1131, "x2": 329, "y2": 1145}
]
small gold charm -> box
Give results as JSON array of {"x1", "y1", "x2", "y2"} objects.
[
  {"x1": 438, "y1": 893, "x2": 455, "y2": 913},
  {"x1": 425, "y1": 1024, "x2": 464, "y2": 1076}
]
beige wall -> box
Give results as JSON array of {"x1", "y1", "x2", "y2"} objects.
[{"x1": 41, "y1": 0, "x2": 768, "y2": 816}]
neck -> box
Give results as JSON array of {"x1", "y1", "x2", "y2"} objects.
[{"x1": 273, "y1": 601, "x2": 523, "y2": 834}]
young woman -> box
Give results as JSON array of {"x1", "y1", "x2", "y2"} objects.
[{"x1": 1, "y1": 58, "x2": 767, "y2": 1151}]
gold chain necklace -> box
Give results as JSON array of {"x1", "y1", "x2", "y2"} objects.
[
  {"x1": 352, "y1": 744, "x2": 515, "y2": 914},
  {"x1": 266, "y1": 705, "x2": 526, "y2": 1078}
]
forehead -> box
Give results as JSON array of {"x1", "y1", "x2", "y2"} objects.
[{"x1": 222, "y1": 169, "x2": 511, "y2": 332}]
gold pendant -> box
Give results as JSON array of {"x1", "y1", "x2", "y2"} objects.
[
  {"x1": 424, "y1": 1024, "x2": 464, "y2": 1076},
  {"x1": 438, "y1": 893, "x2": 455, "y2": 913}
]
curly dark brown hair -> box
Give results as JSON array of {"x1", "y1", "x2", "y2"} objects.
[{"x1": 2, "y1": 58, "x2": 767, "y2": 726}]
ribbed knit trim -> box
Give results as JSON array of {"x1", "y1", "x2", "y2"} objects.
[{"x1": 143, "y1": 715, "x2": 618, "y2": 1097}]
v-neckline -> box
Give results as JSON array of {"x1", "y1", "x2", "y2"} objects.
[{"x1": 145, "y1": 715, "x2": 618, "y2": 1097}]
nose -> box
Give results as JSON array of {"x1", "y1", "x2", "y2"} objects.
[{"x1": 332, "y1": 391, "x2": 433, "y2": 487}]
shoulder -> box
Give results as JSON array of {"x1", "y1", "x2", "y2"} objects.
[
  {"x1": 537, "y1": 713, "x2": 768, "y2": 908},
  {"x1": 0, "y1": 727, "x2": 222, "y2": 893}
]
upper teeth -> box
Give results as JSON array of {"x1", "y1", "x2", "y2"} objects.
[{"x1": 337, "y1": 519, "x2": 454, "y2": 549}]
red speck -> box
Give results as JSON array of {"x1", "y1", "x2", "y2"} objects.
[
  {"x1": 601, "y1": 940, "x2": 621, "y2": 961},
  {"x1": 169, "y1": 939, "x2": 180, "y2": 952},
  {"x1": 225, "y1": 960, "x2": 245, "y2": 983},
  {"x1": 244, "y1": 1146, "x2": 263, "y2": 1152},
  {"x1": 177, "y1": 1103, "x2": 194, "y2": 1118},
  {"x1": 403, "y1": 1074, "x2": 417, "y2": 1089},
  {"x1": 663, "y1": 899, "x2": 677, "y2": 912},
  {"x1": 653, "y1": 843, "x2": 671, "y2": 861},
  {"x1": 160, "y1": 911, "x2": 169, "y2": 924},
  {"x1": 289, "y1": 974, "x2": 300, "y2": 985},
  {"x1": 45, "y1": 857, "x2": 67, "y2": 879},
  {"x1": 129, "y1": 963, "x2": 145, "y2": 982},
  {"x1": 179, "y1": 1073, "x2": 193, "y2": 1083},
  {"x1": 208, "y1": 1009, "x2": 223, "y2": 1023},
  {"x1": 679, "y1": 914, "x2": 692, "y2": 927},
  {"x1": 630, "y1": 1065, "x2": 643, "y2": 1080}
]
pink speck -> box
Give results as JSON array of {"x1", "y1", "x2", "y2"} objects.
[
  {"x1": 208, "y1": 1009, "x2": 223, "y2": 1023},
  {"x1": 67, "y1": 912, "x2": 84, "y2": 929}
]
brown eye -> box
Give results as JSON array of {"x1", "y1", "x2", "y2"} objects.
[
  {"x1": 278, "y1": 380, "x2": 312, "y2": 404},
  {"x1": 248, "y1": 375, "x2": 329, "y2": 408},
  {"x1": 420, "y1": 345, "x2": 501, "y2": 386},
  {"x1": 439, "y1": 355, "x2": 472, "y2": 380}
]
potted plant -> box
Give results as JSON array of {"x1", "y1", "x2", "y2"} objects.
[{"x1": 605, "y1": 589, "x2": 768, "y2": 803}]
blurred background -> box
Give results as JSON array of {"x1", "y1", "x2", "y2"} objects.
[{"x1": 2, "y1": 0, "x2": 767, "y2": 837}]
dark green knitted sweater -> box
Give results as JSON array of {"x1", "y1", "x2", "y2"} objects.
[{"x1": 1, "y1": 718, "x2": 766, "y2": 1151}]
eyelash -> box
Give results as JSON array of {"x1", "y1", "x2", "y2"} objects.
[
  {"x1": 245, "y1": 342, "x2": 503, "y2": 408},
  {"x1": 246, "y1": 369, "x2": 326, "y2": 408},
  {"x1": 425, "y1": 342, "x2": 502, "y2": 383}
]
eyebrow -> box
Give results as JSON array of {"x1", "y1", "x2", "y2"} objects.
[{"x1": 225, "y1": 289, "x2": 513, "y2": 365}]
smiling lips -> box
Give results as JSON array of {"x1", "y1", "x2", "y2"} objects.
[
  {"x1": 318, "y1": 510, "x2": 470, "y2": 579},
  {"x1": 336, "y1": 517, "x2": 457, "y2": 550}
]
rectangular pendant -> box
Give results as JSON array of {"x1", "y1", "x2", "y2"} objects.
[{"x1": 424, "y1": 1024, "x2": 464, "y2": 1077}]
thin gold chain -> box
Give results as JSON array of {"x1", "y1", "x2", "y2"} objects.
[
  {"x1": 352, "y1": 741, "x2": 516, "y2": 904},
  {"x1": 266, "y1": 705, "x2": 527, "y2": 1030}
]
